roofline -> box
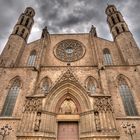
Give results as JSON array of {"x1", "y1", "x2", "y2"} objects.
[{"x1": 26, "y1": 33, "x2": 114, "y2": 45}]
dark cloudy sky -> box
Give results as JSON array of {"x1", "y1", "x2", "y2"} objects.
[{"x1": 0, "y1": 0, "x2": 140, "y2": 53}]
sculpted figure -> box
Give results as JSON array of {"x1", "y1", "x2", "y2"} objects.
[
  {"x1": 34, "y1": 112, "x2": 41, "y2": 131},
  {"x1": 94, "y1": 111, "x2": 101, "y2": 131}
]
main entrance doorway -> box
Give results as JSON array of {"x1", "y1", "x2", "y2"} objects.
[{"x1": 57, "y1": 122, "x2": 79, "y2": 140}]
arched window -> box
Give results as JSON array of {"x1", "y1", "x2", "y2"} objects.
[
  {"x1": 115, "y1": 26, "x2": 119, "y2": 34},
  {"x1": 85, "y1": 76, "x2": 97, "y2": 94},
  {"x1": 20, "y1": 16, "x2": 24, "y2": 24},
  {"x1": 40, "y1": 77, "x2": 52, "y2": 93},
  {"x1": 29, "y1": 22, "x2": 32, "y2": 28},
  {"x1": 29, "y1": 11, "x2": 32, "y2": 15},
  {"x1": 103, "y1": 48, "x2": 113, "y2": 65},
  {"x1": 117, "y1": 14, "x2": 121, "y2": 22},
  {"x1": 111, "y1": 16, "x2": 115, "y2": 25},
  {"x1": 21, "y1": 28, "x2": 25, "y2": 37},
  {"x1": 25, "y1": 18, "x2": 29, "y2": 27},
  {"x1": 27, "y1": 50, "x2": 36, "y2": 66},
  {"x1": 25, "y1": 33, "x2": 28, "y2": 40},
  {"x1": 15, "y1": 27, "x2": 19, "y2": 34},
  {"x1": 118, "y1": 77, "x2": 138, "y2": 116},
  {"x1": 112, "y1": 8, "x2": 115, "y2": 12},
  {"x1": 1, "y1": 79, "x2": 21, "y2": 116},
  {"x1": 121, "y1": 24, "x2": 125, "y2": 32}
]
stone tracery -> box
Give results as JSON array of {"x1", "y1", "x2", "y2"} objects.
[
  {"x1": 54, "y1": 39, "x2": 85, "y2": 62},
  {"x1": 94, "y1": 96, "x2": 113, "y2": 112},
  {"x1": 24, "y1": 98, "x2": 42, "y2": 112}
]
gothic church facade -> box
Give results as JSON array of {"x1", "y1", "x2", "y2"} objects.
[{"x1": 0, "y1": 4, "x2": 140, "y2": 140}]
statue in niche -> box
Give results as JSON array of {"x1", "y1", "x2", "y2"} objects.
[
  {"x1": 34, "y1": 112, "x2": 41, "y2": 131},
  {"x1": 0, "y1": 59, "x2": 5, "y2": 67},
  {"x1": 10, "y1": 60, "x2": 14, "y2": 67},
  {"x1": 94, "y1": 111, "x2": 101, "y2": 131},
  {"x1": 59, "y1": 97, "x2": 78, "y2": 114}
]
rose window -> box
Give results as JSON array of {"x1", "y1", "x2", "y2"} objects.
[{"x1": 54, "y1": 39, "x2": 85, "y2": 62}]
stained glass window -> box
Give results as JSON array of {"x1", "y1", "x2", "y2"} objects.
[
  {"x1": 119, "y1": 78, "x2": 138, "y2": 116},
  {"x1": 27, "y1": 50, "x2": 36, "y2": 66},
  {"x1": 1, "y1": 79, "x2": 20, "y2": 116},
  {"x1": 103, "y1": 48, "x2": 113, "y2": 65},
  {"x1": 55, "y1": 39, "x2": 85, "y2": 62}
]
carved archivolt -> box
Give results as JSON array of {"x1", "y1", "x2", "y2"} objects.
[
  {"x1": 24, "y1": 98, "x2": 42, "y2": 112},
  {"x1": 94, "y1": 96, "x2": 113, "y2": 112}
]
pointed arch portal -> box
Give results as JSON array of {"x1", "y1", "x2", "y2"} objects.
[
  {"x1": 18, "y1": 70, "x2": 119, "y2": 140},
  {"x1": 43, "y1": 78, "x2": 91, "y2": 140},
  {"x1": 45, "y1": 82, "x2": 91, "y2": 113},
  {"x1": 55, "y1": 91, "x2": 81, "y2": 140}
]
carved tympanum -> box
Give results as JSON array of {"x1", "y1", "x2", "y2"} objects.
[{"x1": 59, "y1": 97, "x2": 78, "y2": 114}]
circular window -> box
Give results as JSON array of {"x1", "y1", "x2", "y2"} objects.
[
  {"x1": 54, "y1": 39, "x2": 85, "y2": 62},
  {"x1": 65, "y1": 47, "x2": 74, "y2": 54}
]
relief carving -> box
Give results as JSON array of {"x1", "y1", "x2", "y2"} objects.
[
  {"x1": 34, "y1": 112, "x2": 41, "y2": 131},
  {"x1": 59, "y1": 69, "x2": 78, "y2": 83},
  {"x1": 94, "y1": 111, "x2": 101, "y2": 131},
  {"x1": 94, "y1": 96, "x2": 113, "y2": 112},
  {"x1": 59, "y1": 97, "x2": 78, "y2": 114},
  {"x1": 24, "y1": 98, "x2": 42, "y2": 112}
]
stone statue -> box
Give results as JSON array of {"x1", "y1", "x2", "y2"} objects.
[
  {"x1": 34, "y1": 112, "x2": 41, "y2": 131},
  {"x1": 94, "y1": 111, "x2": 101, "y2": 131}
]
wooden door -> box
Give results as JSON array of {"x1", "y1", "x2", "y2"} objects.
[{"x1": 57, "y1": 122, "x2": 79, "y2": 140}]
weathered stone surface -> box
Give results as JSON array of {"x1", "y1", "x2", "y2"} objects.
[{"x1": 0, "y1": 4, "x2": 140, "y2": 140}]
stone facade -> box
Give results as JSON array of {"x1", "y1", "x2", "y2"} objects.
[{"x1": 0, "y1": 5, "x2": 140, "y2": 140}]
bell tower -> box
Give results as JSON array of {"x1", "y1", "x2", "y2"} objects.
[
  {"x1": 12, "y1": 7, "x2": 35, "y2": 40},
  {"x1": 106, "y1": 5, "x2": 129, "y2": 39},
  {"x1": 106, "y1": 5, "x2": 140, "y2": 64},
  {"x1": 0, "y1": 7, "x2": 35, "y2": 67}
]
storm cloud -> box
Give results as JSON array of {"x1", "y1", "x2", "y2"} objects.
[{"x1": 0, "y1": 0, "x2": 140, "y2": 53}]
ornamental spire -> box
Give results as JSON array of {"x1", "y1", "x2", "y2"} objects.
[
  {"x1": 90, "y1": 25, "x2": 97, "y2": 37},
  {"x1": 41, "y1": 26, "x2": 49, "y2": 38}
]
